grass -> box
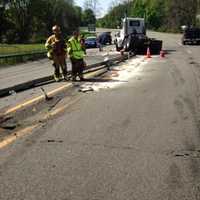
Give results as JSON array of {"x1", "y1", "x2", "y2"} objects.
[
  {"x1": 0, "y1": 44, "x2": 46, "y2": 66},
  {"x1": 0, "y1": 44, "x2": 45, "y2": 55},
  {"x1": 0, "y1": 33, "x2": 95, "y2": 66}
]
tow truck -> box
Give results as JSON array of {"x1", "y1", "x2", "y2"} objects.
[{"x1": 115, "y1": 17, "x2": 162, "y2": 54}]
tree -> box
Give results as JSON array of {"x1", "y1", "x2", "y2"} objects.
[
  {"x1": 82, "y1": 8, "x2": 96, "y2": 26},
  {"x1": 83, "y1": 0, "x2": 99, "y2": 16},
  {"x1": 97, "y1": 0, "x2": 199, "y2": 31},
  {"x1": 0, "y1": 0, "x2": 9, "y2": 42},
  {"x1": 6, "y1": 0, "x2": 35, "y2": 43},
  {"x1": 0, "y1": 0, "x2": 81, "y2": 43}
]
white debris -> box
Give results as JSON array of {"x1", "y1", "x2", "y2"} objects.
[
  {"x1": 82, "y1": 56, "x2": 149, "y2": 92},
  {"x1": 104, "y1": 56, "x2": 109, "y2": 62},
  {"x1": 9, "y1": 90, "x2": 16, "y2": 95},
  {"x1": 79, "y1": 87, "x2": 94, "y2": 93}
]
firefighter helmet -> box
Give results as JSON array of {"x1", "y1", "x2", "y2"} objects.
[{"x1": 52, "y1": 25, "x2": 61, "y2": 33}]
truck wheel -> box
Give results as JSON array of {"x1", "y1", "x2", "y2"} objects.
[
  {"x1": 123, "y1": 36, "x2": 132, "y2": 51},
  {"x1": 116, "y1": 44, "x2": 122, "y2": 51},
  {"x1": 123, "y1": 39, "x2": 128, "y2": 51},
  {"x1": 182, "y1": 41, "x2": 186, "y2": 45}
]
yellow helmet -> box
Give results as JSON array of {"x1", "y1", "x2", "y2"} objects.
[{"x1": 52, "y1": 25, "x2": 61, "y2": 33}]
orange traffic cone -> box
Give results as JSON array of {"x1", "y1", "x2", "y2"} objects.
[
  {"x1": 160, "y1": 50, "x2": 165, "y2": 58},
  {"x1": 146, "y1": 47, "x2": 151, "y2": 58}
]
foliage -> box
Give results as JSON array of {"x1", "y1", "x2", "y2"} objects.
[
  {"x1": 82, "y1": 9, "x2": 96, "y2": 26},
  {"x1": 0, "y1": 44, "x2": 45, "y2": 55},
  {"x1": 80, "y1": 31, "x2": 96, "y2": 38},
  {"x1": 0, "y1": 0, "x2": 97, "y2": 44},
  {"x1": 97, "y1": 0, "x2": 200, "y2": 32}
]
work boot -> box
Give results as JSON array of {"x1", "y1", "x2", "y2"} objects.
[
  {"x1": 59, "y1": 73, "x2": 64, "y2": 80},
  {"x1": 63, "y1": 75, "x2": 70, "y2": 81},
  {"x1": 79, "y1": 75, "x2": 85, "y2": 81},
  {"x1": 54, "y1": 74, "x2": 60, "y2": 82},
  {"x1": 72, "y1": 76, "x2": 76, "y2": 81}
]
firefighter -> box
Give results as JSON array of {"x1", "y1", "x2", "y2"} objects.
[
  {"x1": 45, "y1": 25, "x2": 68, "y2": 82},
  {"x1": 68, "y1": 30, "x2": 86, "y2": 81}
]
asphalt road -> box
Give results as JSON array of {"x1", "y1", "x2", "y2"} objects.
[{"x1": 1, "y1": 31, "x2": 200, "y2": 199}]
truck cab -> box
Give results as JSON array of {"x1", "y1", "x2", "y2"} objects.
[
  {"x1": 116, "y1": 18, "x2": 146, "y2": 50},
  {"x1": 115, "y1": 17, "x2": 162, "y2": 55}
]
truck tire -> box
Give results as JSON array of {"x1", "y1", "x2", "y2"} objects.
[
  {"x1": 116, "y1": 43, "x2": 122, "y2": 51},
  {"x1": 123, "y1": 36, "x2": 134, "y2": 51},
  {"x1": 182, "y1": 41, "x2": 186, "y2": 45},
  {"x1": 122, "y1": 38, "x2": 128, "y2": 51}
]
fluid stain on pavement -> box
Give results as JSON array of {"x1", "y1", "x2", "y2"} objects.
[{"x1": 79, "y1": 56, "x2": 148, "y2": 92}]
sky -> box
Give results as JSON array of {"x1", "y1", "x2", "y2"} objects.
[{"x1": 74, "y1": 0, "x2": 115, "y2": 18}]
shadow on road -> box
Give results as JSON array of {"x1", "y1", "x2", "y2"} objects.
[
  {"x1": 83, "y1": 78, "x2": 128, "y2": 83},
  {"x1": 165, "y1": 49, "x2": 177, "y2": 54}
]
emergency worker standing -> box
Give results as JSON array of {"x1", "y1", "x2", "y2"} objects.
[
  {"x1": 68, "y1": 31, "x2": 86, "y2": 81},
  {"x1": 45, "y1": 25, "x2": 68, "y2": 81}
]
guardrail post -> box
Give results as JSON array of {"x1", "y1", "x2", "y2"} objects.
[
  {"x1": 128, "y1": 51, "x2": 131, "y2": 59},
  {"x1": 106, "y1": 60, "x2": 111, "y2": 71}
]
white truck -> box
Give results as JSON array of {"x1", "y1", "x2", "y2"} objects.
[{"x1": 115, "y1": 17, "x2": 162, "y2": 54}]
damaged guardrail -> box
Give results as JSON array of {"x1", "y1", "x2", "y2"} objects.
[{"x1": 0, "y1": 53, "x2": 130, "y2": 98}]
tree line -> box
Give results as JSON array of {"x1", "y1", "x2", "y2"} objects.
[
  {"x1": 97, "y1": 0, "x2": 200, "y2": 32},
  {"x1": 0, "y1": 0, "x2": 96, "y2": 44}
]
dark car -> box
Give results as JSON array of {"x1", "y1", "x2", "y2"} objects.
[
  {"x1": 85, "y1": 36, "x2": 97, "y2": 48},
  {"x1": 182, "y1": 28, "x2": 200, "y2": 45},
  {"x1": 98, "y1": 32, "x2": 112, "y2": 45}
]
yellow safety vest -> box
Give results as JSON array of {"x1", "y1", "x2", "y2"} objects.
[{"x1": 68, "y1": 36, "x2": 85, "y2": 59}]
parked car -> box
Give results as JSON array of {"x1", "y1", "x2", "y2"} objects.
[
  {"x1": 98, "y1": 32, "x2": 112, "y2": 45},
  {"x1": 182, "y1": 27, "x2": 200, "y2": 45},
  {"x1": 85, "y1": 36, "x2": 97, "y2": 48}
]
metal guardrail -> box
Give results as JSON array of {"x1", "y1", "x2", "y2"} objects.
[
  {"x1": 0, "y1": 53, "x2": 129, "y2": 98},
  {"x1": 0, "y1": 50, "x2": 47, "y2": 66},
  {"x1": 0, "y1": 50, "x2": 46, "y2": 59}
]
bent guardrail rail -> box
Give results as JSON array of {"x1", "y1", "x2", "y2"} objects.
[{"x1": 0, "y1": 53, "x2": 129, "y2": 98}]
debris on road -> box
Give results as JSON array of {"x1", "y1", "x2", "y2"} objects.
[
  {"x1": 9, "y1": 90, "x2": 16, "y2": 95},
  {"x1": 79, "y1": 86, "x2": 94, "y2": 93},
  {"x1": 1, "y1": 122, "x2": 18, "y2": 130},
  {"x1": 48, "y1": 98, "x2": 62, "y2": 111},
  {"x1": 40, "y1": 87, "x2": 53, "y2": 101},
  {"x1": 43, "y1": 139, "x2": 63, "y2": 143},
  {"x1": 78, "y1": 56, "x2": 148, "y2": 92}
]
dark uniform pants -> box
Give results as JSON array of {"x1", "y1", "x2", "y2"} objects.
[{"x1": 70, "y1": 58, "x2": 84, "y2": 79}]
